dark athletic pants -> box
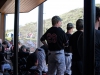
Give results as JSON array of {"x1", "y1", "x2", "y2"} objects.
[{"x1": 71, "y1": 61, "x2": 82, "y2": 75}]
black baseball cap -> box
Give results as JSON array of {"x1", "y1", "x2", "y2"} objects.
[
  {"x1": 2, "y1": 41, "x2": 9, "y2": 48},
  {"x1": 67, "y1": 23, "x2": 74, "y2": 28}
]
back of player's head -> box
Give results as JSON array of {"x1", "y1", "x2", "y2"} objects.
[
  {"x1": 96, "y1": 7, "x2": 100, "y2": 22},
  {"x1": 52, "y1": 16, "x2": 62, "y2": 26},
  {"x1": 76, "y1": 19, "x2": 84, "y2": 30},
  {"x1": 67, "y1": 23, "x2": 74, "y2": 30}
]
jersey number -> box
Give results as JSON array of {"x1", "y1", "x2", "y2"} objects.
[{"x1": 47, "y1": 33, "x2": 57, "y2": 43}]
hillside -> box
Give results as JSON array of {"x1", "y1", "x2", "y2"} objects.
[
  {"x1": 5, "y1": 4, "x2": 100, "y2": 51},
  {"x1": 18, "y1": 8, "x2": 83, "y2": 38},
  {"x1": 6, "y1": 4, "x2": 100, "y2": 40},
  {"x1": 61, "y1": 8, "x2": 83, "y2": 31}
]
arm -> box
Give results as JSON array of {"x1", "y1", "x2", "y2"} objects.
[
  {"x1": 4, "y1": 56, "x2": 11, "y2": 63},
  {"x1": 40, "y1": 32, "x2": 48, "y2": 48},
  {"x1": 41, "y1": 41, "x2": 48, "y2": 49}
]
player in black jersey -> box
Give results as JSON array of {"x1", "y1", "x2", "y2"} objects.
[
  {"x1": 64, "y1": 23, "x2": 74, "y2": 75},
  {"x1": 69, "y1": 19, "x2": 83, "y2": 75},
  {"x1": 40, "y1": 16, "x2": 67, "y2": 75},
  {"x1": 95, "y1": 7, "x2": 100, "y2": 75}
]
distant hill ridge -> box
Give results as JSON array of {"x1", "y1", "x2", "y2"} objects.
[
  {"x1": 19, "y1": 8, "x2": 83, "y2": 37},
  {"x1": 7, "y1": 4, "x2": 100, "y2": 38}
]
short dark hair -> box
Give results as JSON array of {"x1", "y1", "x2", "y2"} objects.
[
  {"x1": 2, "y1": 41, "x2": 9, "y2": 48},
  {"x1": 2, "y1": 41, "x2": 8, "y2": 45},
  {"x1": 67, "y1": 23, "x2": 74, "y2": 30},
  {"x1": 96, "y1": 7, "x2": 100, "y2": 22},
  {"x1": 76, "y1": 19, "x2": 83, "y2": 30},
  {"x1": 52, "y1": 16, "x2": 62, "y2": 26},
  {"x1": 19, "y1": 45, "x2": 26, "y2": 52}
]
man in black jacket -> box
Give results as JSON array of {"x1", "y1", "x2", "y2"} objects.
[
  {"x1": 64, "y1": 23, "x2": 74, "y2": 75},
  {"x1": 95, "y1": 7, "x2": 100, "y2": 75},
  {"x1": 69, "y1": 19, "x2": 83, "y2": 75}
]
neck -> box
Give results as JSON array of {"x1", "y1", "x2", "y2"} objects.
[
  {"x1": 67, "y1": 30, "x2": 72, "y2": 34},
  {"x1": 53, "y1": 25, "x2": 59, "y2": 27}
]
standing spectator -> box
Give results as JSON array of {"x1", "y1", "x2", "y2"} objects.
[
  {"x1": 69, "y1": 19, "x2": 84, "y2": 75},
  {"x1": 40, "y1": 16, "x2": 67, "y2": 75},
  {"x1": 95, "y1": 7, "x2": 100, "y2": 75},
  {"x1": 64, "y1": 23, "x2": 74, "y2": 75}
]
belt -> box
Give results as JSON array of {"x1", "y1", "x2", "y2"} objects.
[
  {"x1": 65, "y1": 54, "x2": 70, "y2": 56},
  {"x1": 48, "y1": 53, "x2": 62, "y2": 55},
  {"x1": 64, "y1": 51, "x2": 71, "y2": 53},
  {"x1": 38, "y1": 49, "x2": 42, "y2": 51}
]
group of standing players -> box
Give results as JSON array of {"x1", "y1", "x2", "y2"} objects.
[
  {"x1": 40, "y1": 6, "x2": 100, "y2": 75},
  {"x1": 40, "y1": 15, "x2": 83, "y2": 75}
]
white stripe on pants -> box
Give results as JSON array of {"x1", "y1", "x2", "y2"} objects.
[{"x1": 65, "y1": 53, "x2": 72, "y2": 75}]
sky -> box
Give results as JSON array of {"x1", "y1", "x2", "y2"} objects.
[{"x1": 6, "y1": 0, "x2": 100, "y2": 30}]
